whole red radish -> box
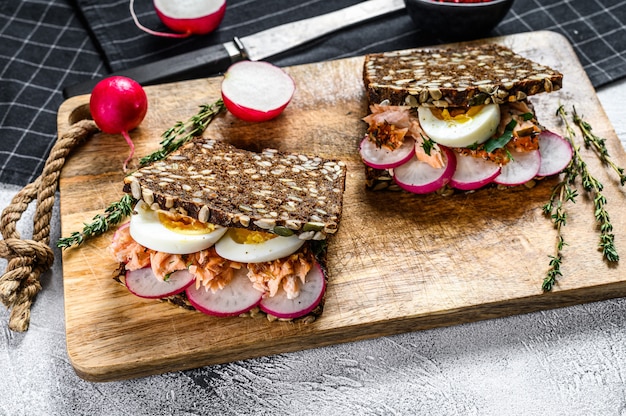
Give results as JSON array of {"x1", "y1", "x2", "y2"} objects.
[
  {"x1": 130, "y1": 0, "x2": 226, "y2": 38},
  {"x1": 221, "y1": 61, "x2": 296, "y2": 123},
  {"x1": 89, "y1": 76, "x2": 148, "y2": 171}
]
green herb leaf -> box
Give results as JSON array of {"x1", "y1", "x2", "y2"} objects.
[
  {"x1": 484, "y1": 119, "x2": 516, "y2": 153},
  {"x1": 139, "y1": 99, "x2": 226, "y2": 166},
  {"x1": 544, "y1": 104, "x2": 620, "y2": 291},
  {"x1": 57, "y1": 194, "x2": 135, "y2": 249},
  {"x1": 58, "y1": 99, "x2": 225, "y2": 248},
  {"x1": 421, "y1": 135, "x2": 436, "y2": 156},
  {"x1": 572, "y1": 106, "x2": 626, "y2": 186}
]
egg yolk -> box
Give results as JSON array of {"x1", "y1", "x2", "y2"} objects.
[
  {"x1": 158, "y1": 211, "x2": 216, "y2": 235},
  {"x1": 229, "y1": 228, "x2": 277, "y2": 245},
  {"x1": 431, "y1": 105, "x2": 485, "y2": 123}
]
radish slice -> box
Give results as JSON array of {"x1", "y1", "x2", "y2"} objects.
[
  {"x1": 186, "y1": 267, "x2": 262, "y2": 317},
  {"x1": 359, "y1": 136, "x2": 416, "y2": 169},
  {"x1": 450, "y1": 152, "x2": 501, "y2": 191},
  {"x1": 125, "y1": 267, "x2": 194, "y2": 299},
  {"x1": 537, "y1": 130, "x2": 573, "y2": 177},
  {"x1": 392, "y1": 147, "x2": 456, "y2": 194},
  {"x1": 494, "y1": 150, "x2": 541, "y2": 186},
  {"x1": 259, "y1": 262, "x2": 326, "y2": 319},
  {"x1": 221, "y1": 61, "x2": 295, "y2": 123}
]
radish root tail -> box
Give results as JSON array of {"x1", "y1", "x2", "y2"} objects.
[
  {"x1": 121, "y1": 130, "x2": 135, "y2": 172},
  {"x1": 129, "y1": 0, "x2": 191, "y2": 38}
]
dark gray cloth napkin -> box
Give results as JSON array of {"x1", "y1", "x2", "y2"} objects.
[
  {"x1": 76, "y1": 0, "x2": 626, "y2": 88},
  {"x1": 0, "y1": 0, "x2": 104, "y2": 187},
  {"x1": 0, "y1": 0, "x2": 625, "y2": 187}
]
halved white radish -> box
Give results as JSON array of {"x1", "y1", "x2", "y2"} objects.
[
  {"x1": 125, "y1": 267, "x2": 194, "y2": 299},
  {"x1": 537, "y1": 130, "x2": 573, "y2": 177},
  {"x1": 131, "y1": 0, "x2": 226, "y2": 38},
  {"x1": 450, "y1": 152, "x2": 501, "y2": 191},
  {"x1": 494, "y1": 150, "x2": 541, "y2": 186},
  {"x1": 155, "y1": 0, "x2": 226, "y2": 35},
  {"x1": 259, "y1": 262, "x2": 326, "y2": 319},
  {"x1": 186, "y1": 267, "x2": 262, "y2": 317},
  {"x1": 392, "y1": 146, "x2": 456, "y2": 194},
  {"x1": 359, "y1": 136, "x2": 416, "y2": 169},
  {"x1": 221, "y1": 61, "x2": 296, "y2": 123}
]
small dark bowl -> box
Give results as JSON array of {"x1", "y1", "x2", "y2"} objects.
[{"x1": 404, "y1": 0, "x2": 515, "y2": 41}]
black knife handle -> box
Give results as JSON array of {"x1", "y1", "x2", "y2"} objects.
[{"x1": 63, "y1": 43, "x2": 239, "y2": 98}]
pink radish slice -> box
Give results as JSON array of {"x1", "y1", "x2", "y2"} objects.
[
  {"x1": 186, "y1": 267, "x2": 262, "y2": 317},
  {"x1": 450, "y1": 152, "x2": 501, "y2": 191},
  {"x1": 494, "y1": 150, "x2": 541, "y2": 186},
  {"x1": 125, "y1": 267, "x2": 194, "y2": 299},
  {"x1": 392, "y1": 146, "x2": 456, "y2": 194},
  {"x1": 359, "y1": 136, "x2": 416, "y2": 169},
  {"x1": 221, "y1": 61, "x2": 295, "y2": 123},
  {"x1": 537, "y1": 130, "x2": 573, "y2": 177},
  {"x1": 259, "y1": 262, "x2": 326, "y2": 319}
]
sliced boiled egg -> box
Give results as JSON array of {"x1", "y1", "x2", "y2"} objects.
[
  {"x1": 129, "y1": 201, "x2": 227, "y2": 254},
  {"x1": 418, "y1": 104, "x2": 500, "y2": 148},
  {"x1": 215, "y1": 228, "x2": 305, "y2": 263}
]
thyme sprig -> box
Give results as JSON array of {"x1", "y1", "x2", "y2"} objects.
[
  {"x1": 544, "y1": 106, "x2": 619, "y2": 289},
  {"x1": 557, "y1": 105, "x2": 619, "y2": 263},
  {"x1": 572, "y1": 106, "x2": 626, "y2": 185},
  {"x1": 542, "y1": 180, "x2": 577, "y2": 291},
  {"x1": 58, "y1": 99, "x2": 225, "y2": 248},
  {"x1": 139, "y1": 99, "x2": 226, "y2": 166},
  {"x1": 57, "y1": 194, "x2": 135, "y2": 249},
  {"x1": 543, "y1": 105, "x2": 621, "y2": 290}
]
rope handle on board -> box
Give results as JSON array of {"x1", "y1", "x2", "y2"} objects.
[{"x1": 0, "y1": 119, "x2": 99, "y2": 332}]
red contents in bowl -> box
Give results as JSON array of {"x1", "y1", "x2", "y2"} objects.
[{"x1": 432, "y1": 0, "x2": 493, "y2": 2}]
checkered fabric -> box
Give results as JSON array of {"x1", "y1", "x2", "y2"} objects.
[
  {"x1": 497, "y1": 0, "x2": 626, "y2": 88},
  {"x1": 1, "y1": 0, "x2": 625, "y2": 187},
  {"x1": 0, "y1": 1, "x2": 104, "y2": 186}
]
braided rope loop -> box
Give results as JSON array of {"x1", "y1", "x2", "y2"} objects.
[{"x1": 0, "y1": 119, "x2": 98, "y2": 331}]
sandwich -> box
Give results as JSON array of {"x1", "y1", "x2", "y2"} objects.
[
  {"x1": 360, "y1": 43, "x2": 569, "y2": 193},
  {"x1": 109, "y1": 137, "x2": 346, "y2": 322}
]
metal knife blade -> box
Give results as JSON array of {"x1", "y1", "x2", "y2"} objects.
[{"x1": 63, "y1": 0, "x2": 405, "y2": 98}]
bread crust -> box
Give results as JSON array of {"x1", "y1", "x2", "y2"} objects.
[
  {"x1": 364, "y1": 43, "x2": 562, "y2": 108},
  {"x1": 123, "y1": 138, "x2": 346, "y2": 241}
]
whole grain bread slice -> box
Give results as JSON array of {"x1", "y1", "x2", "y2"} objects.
[
  {"x1": 123, "y1": 137, "x2": 346, "y2": 240},
  {"x1": 364, "y1": 43, "x2": 563, "y2": 108}
]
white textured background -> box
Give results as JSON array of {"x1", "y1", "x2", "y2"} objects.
[{"x1": 1, "y1": 80, "x2": 625, "y2": 416}]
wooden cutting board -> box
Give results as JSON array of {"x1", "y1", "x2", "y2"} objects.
[{"x1": 58, "y1": 31, "x2": 626, "y2": 382}]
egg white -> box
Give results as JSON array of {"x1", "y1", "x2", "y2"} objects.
[
  {"x1": 215, "y1": 228, "x2": 305, "y2": 263},
  {"x1": 418, "y1": 104, "x2": 500, "y2": 148},
  {"x1": 129, "y1": 201, "x2": 227, "y2": 255}
]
